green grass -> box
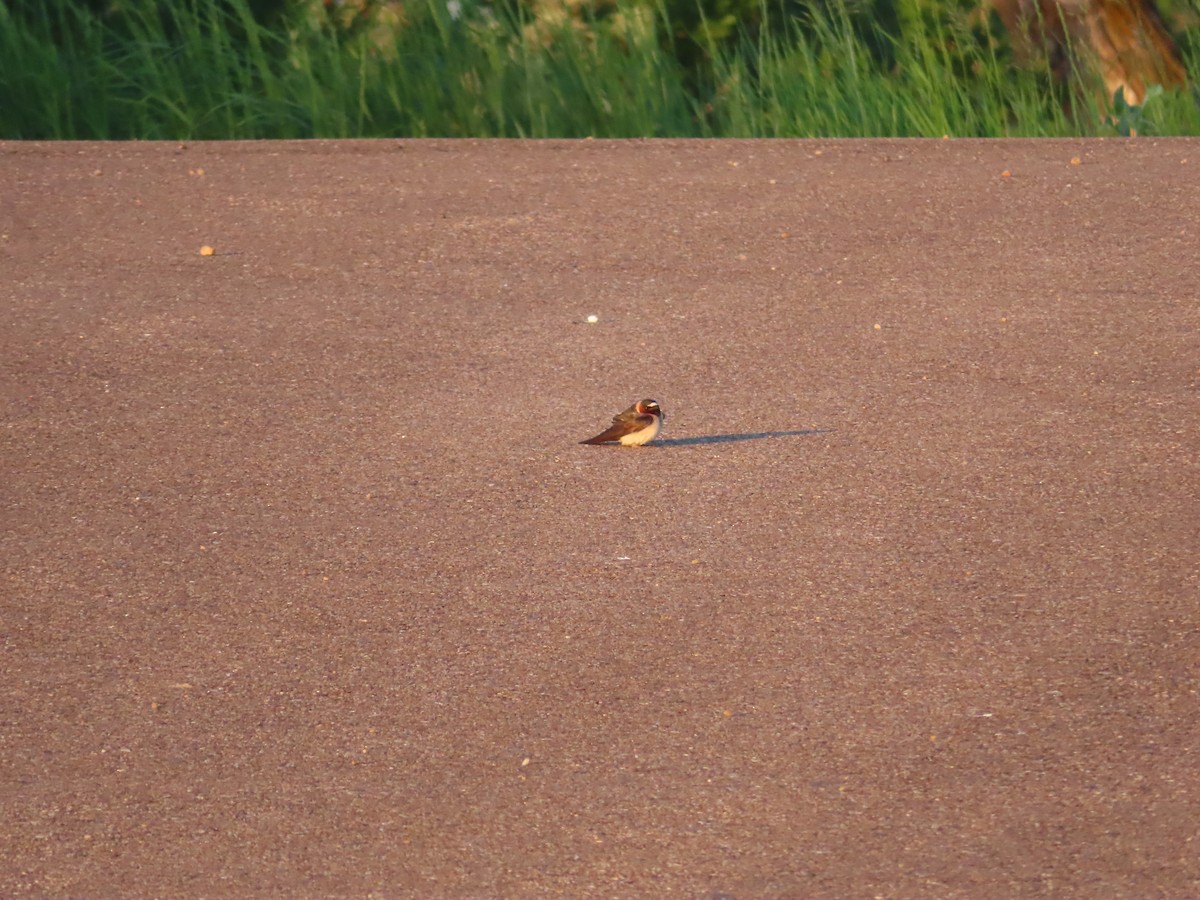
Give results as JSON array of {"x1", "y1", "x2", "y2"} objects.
[
  {"x1": 1, "y1": 0, "x2": 1197, "y2": 139},
  {"x1": 709, "y1": 0, "x2": 1077, "y2": 137}
]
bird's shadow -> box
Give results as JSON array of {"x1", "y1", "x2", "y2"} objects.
[{"x1": 655, "y1": 429, "x2": 829, "y2": 447}]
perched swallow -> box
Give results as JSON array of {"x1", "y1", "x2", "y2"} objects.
[{"x1": 580, "y1": 399, "x2": 665, "y2": 446}]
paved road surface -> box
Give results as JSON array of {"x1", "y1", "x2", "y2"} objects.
[{"x1": 3, "y1": 139, "x2": 1198, "y2": 897}]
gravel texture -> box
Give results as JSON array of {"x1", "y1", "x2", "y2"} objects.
[{"x1": 2, "y1": 138, "x2": 1199, "y2": 898}]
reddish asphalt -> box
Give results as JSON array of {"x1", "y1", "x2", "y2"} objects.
[{"x1": 2, "y1": 139, "x2": 1198, "y2": 897}]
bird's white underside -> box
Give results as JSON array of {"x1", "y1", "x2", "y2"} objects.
[{"x1": 618, "y1": 416, "x2": 662, "y2": 446}]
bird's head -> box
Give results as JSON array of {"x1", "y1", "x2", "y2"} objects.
[{"x1": 637, "y1": 399, "x2": 663, "y2": 420}]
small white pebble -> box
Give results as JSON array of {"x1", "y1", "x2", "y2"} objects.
[{"x1": 586, "y1": 314, "x2": 599, "y2": 324}]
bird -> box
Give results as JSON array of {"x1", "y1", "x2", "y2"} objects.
[{"x1": 580, "y1": 399, "x2": 665, "y2": 446}]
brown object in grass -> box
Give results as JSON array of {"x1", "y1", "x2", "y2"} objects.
[{"x1": 991, "y1": 0, "x2": 1187, "y2": 108}]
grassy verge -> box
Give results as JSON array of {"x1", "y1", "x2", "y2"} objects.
[{"x1": 1, "y1": 0, "x2": 1197, "y2": 139}]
